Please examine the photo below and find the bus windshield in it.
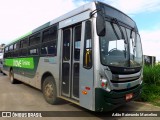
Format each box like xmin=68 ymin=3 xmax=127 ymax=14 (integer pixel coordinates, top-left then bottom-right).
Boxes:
xmin=100 ymin=21 xmax=143 ymax=67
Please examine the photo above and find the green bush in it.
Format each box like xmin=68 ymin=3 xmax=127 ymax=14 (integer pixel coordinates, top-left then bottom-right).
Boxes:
xmin=139 ymin=65 xmax=160 ymax=105
xmin=143 ymin=65 xmax=160 ymax=85
xmin=140 ymin=84 xmax=160 ymax=102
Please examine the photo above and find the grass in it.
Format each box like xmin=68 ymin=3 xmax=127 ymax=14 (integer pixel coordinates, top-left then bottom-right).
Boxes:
xmin=138 ymin=65 xmax=160 ymax=106
xmin=143 ymin=65 xmax=160 ymax=85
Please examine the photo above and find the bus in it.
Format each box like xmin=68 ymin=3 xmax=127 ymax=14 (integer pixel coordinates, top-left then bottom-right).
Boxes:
xmin=3 ymin=1 xmax=143 ymax=111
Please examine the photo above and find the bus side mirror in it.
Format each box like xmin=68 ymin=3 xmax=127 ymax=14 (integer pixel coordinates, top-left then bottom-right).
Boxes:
xmin=96 ymin=13 xmax=106 ymax=36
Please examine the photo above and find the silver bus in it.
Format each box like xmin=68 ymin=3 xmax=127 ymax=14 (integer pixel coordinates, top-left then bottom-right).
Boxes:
xmin=3 ymin=1 xmax=143 ymax=111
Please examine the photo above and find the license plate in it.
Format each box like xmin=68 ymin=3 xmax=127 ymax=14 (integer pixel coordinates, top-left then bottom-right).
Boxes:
xmin=126 ymin=93 xmax=133 ymax=101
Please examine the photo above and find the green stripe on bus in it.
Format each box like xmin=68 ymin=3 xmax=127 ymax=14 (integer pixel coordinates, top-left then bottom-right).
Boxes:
xmin=5 ymin=58 xmax=34 ymax=69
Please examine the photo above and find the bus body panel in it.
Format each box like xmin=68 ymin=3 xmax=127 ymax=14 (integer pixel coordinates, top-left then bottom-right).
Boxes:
xmin=59 ymin=10 xmax=91 ymax=29
xmin=79 ymin=21 xmax=94 ymax=111
xmin=37 ymin=56 xmax=59 ymax=89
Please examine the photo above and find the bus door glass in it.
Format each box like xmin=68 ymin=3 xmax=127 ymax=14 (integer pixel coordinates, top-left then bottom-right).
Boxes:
xmin=61 ymin=24 xmax=82 ymax=100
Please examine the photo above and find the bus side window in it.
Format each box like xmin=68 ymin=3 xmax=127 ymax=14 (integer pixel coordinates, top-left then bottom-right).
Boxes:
xmin=29 ymin=48 xmax=39 ymax=55
xmin=4 ymin=47 xmax=8 ymax=58
xmin=41 ymin=43 xmax=57 ymax=56
xmin=63 ymin=29 xmax=71 ymax=61
xmin=83 ymin=20 xmax=92 ymax=69
xmin=42 ymin=26 xmax=57 ymax=42
xmin=29 ymin=33 xmax=40 ymax=46
xmin=13 ymin=42 xmax=20 ymax=57
xmin=41 ymin=25 xmax=58 ymax=56
xmin=21 ymin=38 xmax=28 ymax=48
xmin=41 ymin=47 xmax=47 ymax=55
xmin=20 ymin=49 xmax=28 ymax=56
xmin=74 ymin=25 xmax=81 ymax=61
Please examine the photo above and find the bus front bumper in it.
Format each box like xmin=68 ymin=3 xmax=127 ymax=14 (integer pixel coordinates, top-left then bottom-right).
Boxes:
xmin=95 ymin=84 xmax=142 ymax=112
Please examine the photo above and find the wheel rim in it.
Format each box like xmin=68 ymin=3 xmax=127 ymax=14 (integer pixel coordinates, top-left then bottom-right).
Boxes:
xmin=10 ymin=72 xmax=13 ymax=82
xmin=44 ymin=83 xmax=54 ymax=98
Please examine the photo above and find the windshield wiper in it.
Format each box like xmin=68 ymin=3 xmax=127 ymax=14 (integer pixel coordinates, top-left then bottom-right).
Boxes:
xmin=130 ymin=28 xmax=136 ymax=60
xmin=111 ymin=18 xmax=127 ymax=58
xmin=111 ymin=18 xmax=127 ymax=44
xmin=130 ymin=28 xmax=136 ymax=47
xmin=111 ymin=20 xmax=120 ymax=40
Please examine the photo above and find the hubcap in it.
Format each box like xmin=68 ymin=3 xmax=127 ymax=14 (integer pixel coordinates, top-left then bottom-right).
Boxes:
xmin=45 ymin=83 xmax=54 ymax=98
xmin=10 ymin=73 xmax=13 ymax=82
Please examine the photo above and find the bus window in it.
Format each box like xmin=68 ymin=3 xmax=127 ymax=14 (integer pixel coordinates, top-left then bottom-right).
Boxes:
xmin=20 ymin=38 xmax=28 ymax=48
xmin=29 ymin=48 xmax=39 ymax=56
xmin=5 ymin=47 xmax=8 ymax=53
xmin=9 ymin=45 xmax=14 ymax=51
xmin=83 ymin=20 xmax=92 ymax=68
xmin=29 ymin=33 xmax=41 ymax=46
xmin=63 ymin=29 xmax=71 ymax=61
xmin=41 ymin=47 xmax=47 ymax=55
xmin=20 ymin=49 xmax=28 ymax=56
xmin=74 ymin=25 xmax=81 ymax=61
xmin=42 ymin=26 xmax=57 ymax=43
xmin=14 ymin=42 xmax=20 ymax=50
xmin=48 ymin=45 xmax=56 ymax=55
xmin=14 ymin=43 xmax=17 ymax=50
xmin=13 ymin=51 xmax=19 ymax=57
xmin=41 ymin=42 xmax=57 ymax=56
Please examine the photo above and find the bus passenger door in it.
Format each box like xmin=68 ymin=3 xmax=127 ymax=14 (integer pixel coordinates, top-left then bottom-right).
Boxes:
xmin=61 ymin=24 xmax=82 ymax=100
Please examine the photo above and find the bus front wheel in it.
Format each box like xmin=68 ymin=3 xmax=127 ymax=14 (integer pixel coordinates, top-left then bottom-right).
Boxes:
xmin=42 ymin=76 xmax=58 ymax=104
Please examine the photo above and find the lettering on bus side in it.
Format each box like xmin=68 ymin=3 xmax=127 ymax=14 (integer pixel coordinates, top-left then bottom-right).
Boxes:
xmin=13 ymin=60 xmax=22 ymax=67
xmin=5 ymin=58 xmax=34 ymax=69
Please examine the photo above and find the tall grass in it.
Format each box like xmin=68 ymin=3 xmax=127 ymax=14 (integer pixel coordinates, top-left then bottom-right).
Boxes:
xmin=139 ymin=65 xmax=160 ymax=105
xmin=143 ymin=65 xmax=160 ymax=85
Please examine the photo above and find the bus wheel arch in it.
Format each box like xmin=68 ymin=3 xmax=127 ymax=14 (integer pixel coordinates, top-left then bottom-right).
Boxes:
xmin=41 ymin=72 xmax=59 ymax=104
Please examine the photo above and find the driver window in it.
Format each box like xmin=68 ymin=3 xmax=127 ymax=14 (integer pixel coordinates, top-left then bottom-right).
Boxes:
xmin=83 ymin=20 xmax=92 ymax=69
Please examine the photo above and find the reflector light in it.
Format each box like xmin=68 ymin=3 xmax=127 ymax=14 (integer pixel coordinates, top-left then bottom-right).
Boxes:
xmin=82 ymin=90 xmax=87 ymax=95
xmin=85 ymin=87 xmax=90 ymax=90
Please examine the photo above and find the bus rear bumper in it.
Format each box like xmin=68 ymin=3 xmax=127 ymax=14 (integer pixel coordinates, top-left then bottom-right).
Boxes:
xmin=95 ymin=84 xmax=142 ymax=112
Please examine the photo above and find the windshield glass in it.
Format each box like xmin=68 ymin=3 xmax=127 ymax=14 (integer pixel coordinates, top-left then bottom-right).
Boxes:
xmin=100 ymin=21 xmax=143 ymax=67
xmin=131 ymin=33 xmax=143 ymax=66
xmin=127 ymin=29 xmax=143 ymax=67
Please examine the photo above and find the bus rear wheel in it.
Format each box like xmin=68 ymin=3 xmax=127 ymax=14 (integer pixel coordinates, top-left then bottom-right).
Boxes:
xmin=10 ymin=70 xmax=17 ymax=84
xmin=42 ymin=76 xmax=58 ymax=104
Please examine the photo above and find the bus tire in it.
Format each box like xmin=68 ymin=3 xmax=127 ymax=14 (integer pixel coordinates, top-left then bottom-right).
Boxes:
xmin=3 ymin=72 xmax=6 ymax=75
xmin=42 ymin=76 xmax=59 ymax=104
xmin=10 ymin=70 xmax=16 ymax=84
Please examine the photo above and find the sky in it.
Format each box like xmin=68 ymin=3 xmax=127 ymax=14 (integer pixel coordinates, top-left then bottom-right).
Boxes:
xmin=0 ymin=0 xmax=160 ymax=61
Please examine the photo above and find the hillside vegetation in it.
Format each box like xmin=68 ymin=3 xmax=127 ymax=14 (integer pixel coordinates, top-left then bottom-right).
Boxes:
xmin=139 ymin=65 xmax=160 ymax=106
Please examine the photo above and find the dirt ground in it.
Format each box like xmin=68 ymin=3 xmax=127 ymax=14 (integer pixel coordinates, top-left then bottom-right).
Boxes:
xmin=0 ymin=73 xmax=160 ymax=120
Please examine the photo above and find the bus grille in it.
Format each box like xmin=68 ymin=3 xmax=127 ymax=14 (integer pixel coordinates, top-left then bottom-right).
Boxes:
xmin=111 ymin=71 xmax=141 ymax=83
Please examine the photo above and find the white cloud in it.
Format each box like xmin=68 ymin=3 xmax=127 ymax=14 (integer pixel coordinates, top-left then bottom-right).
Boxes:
xmin=0 ymin=0 xmax=76 ymax=44
xmin=140 ymin=29 xmax=160 ymax=61
xmin=103 ymin=0 xmax=160 ymax=15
